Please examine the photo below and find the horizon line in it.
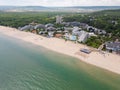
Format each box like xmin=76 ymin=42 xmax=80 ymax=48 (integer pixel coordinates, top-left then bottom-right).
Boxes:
xmin=0 ymin=5 xmax=120 ymax=7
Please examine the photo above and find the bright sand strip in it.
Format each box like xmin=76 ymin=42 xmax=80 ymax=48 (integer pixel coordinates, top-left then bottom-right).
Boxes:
xmin=0 ymin=26 xmax=120 ymax=74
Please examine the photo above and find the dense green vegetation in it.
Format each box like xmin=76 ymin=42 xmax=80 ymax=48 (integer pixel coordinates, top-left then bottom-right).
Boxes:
xmin=85 ymin=36 xmax=102 ymax=48
xmin=85 ymin=36 xmax=112 ymax=48
xmin=0 ymin=12 xmax=70 ymax=28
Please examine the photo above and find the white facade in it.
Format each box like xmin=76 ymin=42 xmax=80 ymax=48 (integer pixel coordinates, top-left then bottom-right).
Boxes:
xmin=78 ymin=31 xmax=89 ymax=43
xmin=88 ymin=33 xmax=97 ymax=37
xmin=72 ymin=27 xmax=81 ymax=36
xmin=56 ymin=15 xmax=63 ymax=24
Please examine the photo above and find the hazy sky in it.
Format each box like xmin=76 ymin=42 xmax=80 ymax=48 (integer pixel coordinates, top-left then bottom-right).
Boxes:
xmin=0 ymin=0 xmax=120 ymax=6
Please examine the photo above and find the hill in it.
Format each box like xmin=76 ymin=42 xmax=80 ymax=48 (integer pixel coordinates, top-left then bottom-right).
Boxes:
xmin=0 ymin=6 xmax=120 ymax=12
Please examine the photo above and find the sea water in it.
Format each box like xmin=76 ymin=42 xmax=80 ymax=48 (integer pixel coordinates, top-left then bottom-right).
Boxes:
xmin=0 ymin=34 xmax=120 ymax=90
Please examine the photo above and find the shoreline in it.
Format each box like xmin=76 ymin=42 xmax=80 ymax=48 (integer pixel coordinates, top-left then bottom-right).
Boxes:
xmin=0 ymin=26 xmax=120 ymax=74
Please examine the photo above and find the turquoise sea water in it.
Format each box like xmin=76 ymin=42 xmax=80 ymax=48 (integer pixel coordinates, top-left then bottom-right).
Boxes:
xmin=0 ymin=33 xmax=120 ymax=90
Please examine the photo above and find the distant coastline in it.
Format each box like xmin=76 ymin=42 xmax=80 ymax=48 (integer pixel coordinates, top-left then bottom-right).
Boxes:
xmin=0 ymin=26 xmax=120 ymax=74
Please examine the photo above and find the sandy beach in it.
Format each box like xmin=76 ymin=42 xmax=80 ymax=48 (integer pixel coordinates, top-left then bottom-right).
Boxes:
xmin=0 ymin=26 xmax=120 ymax=74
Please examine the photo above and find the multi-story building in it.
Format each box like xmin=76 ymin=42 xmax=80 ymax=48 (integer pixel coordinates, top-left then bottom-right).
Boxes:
xmin=56 ymin=15 xmax=63 ymax=24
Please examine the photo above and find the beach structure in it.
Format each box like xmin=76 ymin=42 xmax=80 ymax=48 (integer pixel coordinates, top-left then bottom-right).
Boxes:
xmin=80 ymin=48 xmax=91 ymax=54
xmin=56 ymin=15 xmax=63 ymax=24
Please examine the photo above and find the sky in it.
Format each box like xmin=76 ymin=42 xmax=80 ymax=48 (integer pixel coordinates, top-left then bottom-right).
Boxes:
xmin=0 ymin=0 xmax=120 ymax=7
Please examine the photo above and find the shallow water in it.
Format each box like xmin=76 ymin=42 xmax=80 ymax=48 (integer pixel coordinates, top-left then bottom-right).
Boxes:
xmin=0 ymin=34 xmax=120 ymax=90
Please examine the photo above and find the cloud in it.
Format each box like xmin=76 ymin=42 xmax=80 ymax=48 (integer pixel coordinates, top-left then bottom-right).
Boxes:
xmin=0 ymin=0 xmax=120 ymax=6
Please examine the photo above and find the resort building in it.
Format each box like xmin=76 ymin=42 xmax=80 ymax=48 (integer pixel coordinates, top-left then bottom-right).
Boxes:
xmin=70 ymin=21 xmax=80 ymax=27
xmin=45 ymin=23 xmax=54 ymax=28
xmin=105 ymin=42 xmax=120 ymax=54
xmin=19 ymin=25 xmax=34 ymax=31
xmin=46 ymin=26 xmax=56 ymax=32
xmin=88 ymin=33 xmax=97 ymax=37
xmin=72 ymin=26 xmax=82 ymax=36
xmin=56 ymin=15 xmax=63 ymax=24
xmin=34 ymin=24 xmax=45 ymax=30
xmin=48 ymin=32 xmax=54 ymax=37
xmin=78 ymin=31 xmax=89 ymax=43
